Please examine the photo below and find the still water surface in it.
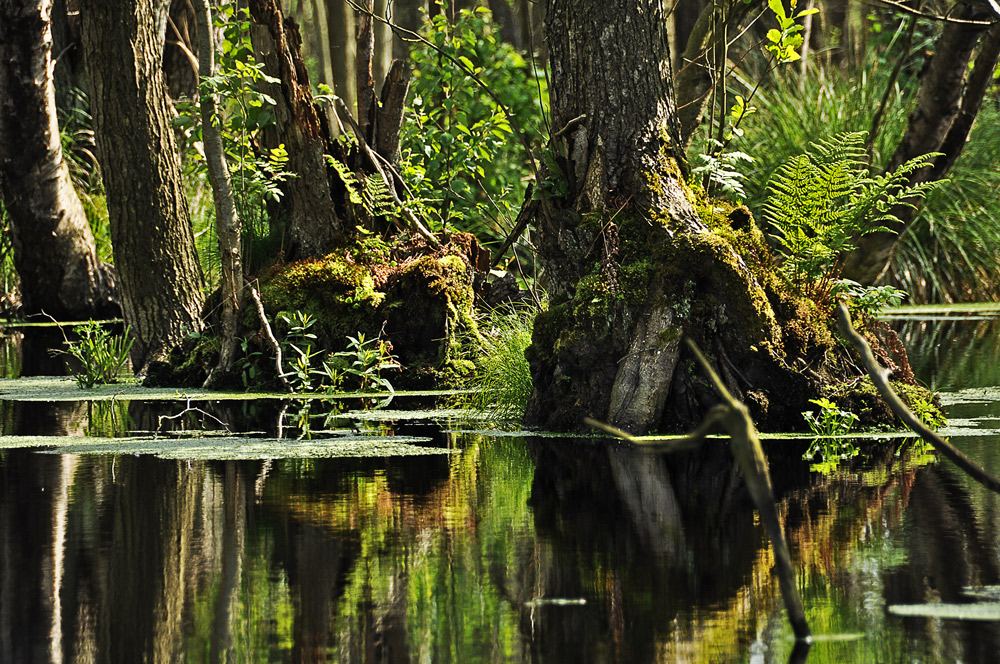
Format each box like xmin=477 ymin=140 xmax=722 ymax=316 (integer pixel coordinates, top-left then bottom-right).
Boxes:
xmin=2 ymin=318 xmax=1000 ymax=662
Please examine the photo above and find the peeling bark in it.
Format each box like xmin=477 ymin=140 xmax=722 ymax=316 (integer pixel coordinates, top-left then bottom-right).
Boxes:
xmin=375 ymin=59 xmax=412 ymax=167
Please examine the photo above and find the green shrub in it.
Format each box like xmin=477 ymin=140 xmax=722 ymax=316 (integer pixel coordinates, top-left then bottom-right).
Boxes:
xmin=401 ymin=3 xmax=546 ymax=245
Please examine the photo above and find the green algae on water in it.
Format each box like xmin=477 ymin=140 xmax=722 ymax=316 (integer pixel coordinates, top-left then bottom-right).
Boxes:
xmin=0 ymin=434 xmax=452 ymax=460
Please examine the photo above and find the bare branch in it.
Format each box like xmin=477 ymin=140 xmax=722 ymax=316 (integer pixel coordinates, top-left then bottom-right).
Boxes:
xmin=835 ymin=302 xmax=1000 ymax=493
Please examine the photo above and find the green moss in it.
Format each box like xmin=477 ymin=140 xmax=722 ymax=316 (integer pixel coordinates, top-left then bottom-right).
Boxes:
xmin=384 ymin=253 xmax=479 ymax=387
xmin=836 ymin=377 xmax=946 ymax=430
xmin=259 ymin=248 xmax=387 ymax=349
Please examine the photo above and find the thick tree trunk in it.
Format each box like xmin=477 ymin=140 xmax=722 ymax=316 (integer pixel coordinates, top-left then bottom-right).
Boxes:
xmin=842 ymin=2 xmax=995 ymax=285
xmin=249 ymin=0 xmax=345 ymax=260
xmin=80 ymin=0 xmax=205 ymax=370
xmin=0 ymin=0 xmax=118 ymax=321
xmin=525 ymin=0 xmax=817 ymax=434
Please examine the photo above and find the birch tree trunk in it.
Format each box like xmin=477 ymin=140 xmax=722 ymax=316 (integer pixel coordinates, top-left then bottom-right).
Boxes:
xmin=0 ymin=0 xmax=118 ymax=321
xmin=194 ymin=0 xmax=244 ymax=380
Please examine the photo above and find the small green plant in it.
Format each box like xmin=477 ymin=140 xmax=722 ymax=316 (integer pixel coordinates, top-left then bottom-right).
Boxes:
xmin=802 ymin=397 xmax=860 ymax=470
xmin=832 ymin=279 xmax=907 ymax=318
xmin=323 ymin=332 xmax=401 ymax=393
xmin=690 ymin=139 xmax=755 ymax=200
xmin=240 ymin=311 xmax=401 ymax=394
xmin=764 ymin=0 xmax=818 ymax=64
xmin=764 ymin=131 xmax=939 ymax=299
xmin=803 ymin=397 xmax=859 ymax=436
xmin=58 ymin=321 xmax=134 ymax=388
xmin=469 ymin=306 xmax=535 ymax=420
xmin=278 ymin=311 xmax=323 ymax=392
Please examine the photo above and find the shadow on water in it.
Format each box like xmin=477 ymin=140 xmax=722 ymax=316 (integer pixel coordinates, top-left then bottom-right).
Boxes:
xmin=3 ymin=319 xmax=1000 ymax=661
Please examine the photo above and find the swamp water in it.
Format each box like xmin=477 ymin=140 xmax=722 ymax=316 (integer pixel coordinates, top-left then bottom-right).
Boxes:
xmin=2 ymin=315 xmax=1000 ymax=662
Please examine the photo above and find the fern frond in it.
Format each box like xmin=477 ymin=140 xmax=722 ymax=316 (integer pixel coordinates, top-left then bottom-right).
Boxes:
xmin=764 ymin=131 xmax=940 ymax=290
xmin=363 ymin=173 xmax=397 ymax=217
xmin=327 ymin=156 xmax=363 ymax=206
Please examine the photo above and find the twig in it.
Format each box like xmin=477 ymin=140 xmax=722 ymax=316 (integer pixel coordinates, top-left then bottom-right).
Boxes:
xmin=835 ymin=302 xmax=1000 ymax=493
xmin=247 ymin=281 xmax=290 ymax=391
xmin=865 ymin=0 xmax=995 ymax=25
xmin=156 ymin=398 xmax=232 ymax=437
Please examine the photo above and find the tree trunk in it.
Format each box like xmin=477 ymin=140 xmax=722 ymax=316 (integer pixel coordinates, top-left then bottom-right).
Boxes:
xmin=249 ymin=0 xmax=345 ymax=260
xmin=194 ymin=0 xmax=244 ymax=380
xmin=163 ymin=0 xmax=198 ymax=99
xmin=356 ymin=0 xmax=377 ymax=143
xmin=327 ymin=0 xmax=358 ymax=114
xmin=391 ymin=0 xmax=425 ymax=60
xmin=373 ymin=0 xmax=393 ymax=93
xmin=0 ymin=0 xmax=118 ymax=321
xmin=80 ymin=0 xmax=205 ymax=370
xmin=841 ymin=2 xmax=995 ymax=285
xmin=525 ymin=0 xmax=818 ymax=434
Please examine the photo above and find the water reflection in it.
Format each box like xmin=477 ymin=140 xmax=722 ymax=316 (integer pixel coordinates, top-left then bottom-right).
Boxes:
xmin=2 ymin=318 xmax=1000 ymax=661
xmin=4 ymin=427 xmax=1000 ymax=662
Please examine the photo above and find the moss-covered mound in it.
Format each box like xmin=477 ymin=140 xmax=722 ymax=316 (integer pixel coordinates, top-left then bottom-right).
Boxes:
xmin=150 ymin=231 xmax=491 ymax=390
xmin=525 ymin=196 xmax=942 ymax=433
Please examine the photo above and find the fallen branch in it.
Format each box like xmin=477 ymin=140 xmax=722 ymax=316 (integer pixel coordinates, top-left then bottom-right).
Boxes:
xmin=248 ymin=281 xmax=290 ymax=391
xmin=835 ymin=302 xmax=1000 ymax=493
xmin=156 ymin=398 xmax=231 ymax=437
xmin=586 ymin=338 xmax=812 ymax=644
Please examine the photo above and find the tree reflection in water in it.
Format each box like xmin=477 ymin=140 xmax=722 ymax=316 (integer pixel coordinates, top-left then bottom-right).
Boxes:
xmin=2 ymin=318 xmax=1000 ymax=660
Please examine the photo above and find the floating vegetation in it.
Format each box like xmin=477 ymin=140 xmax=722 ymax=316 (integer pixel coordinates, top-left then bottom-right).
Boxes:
xmin=0 ymin=376 xmax=468 ymax=402
xmin=0 ymin=434 xmax=447 ymax=460
xmin=889 ymin=603 xmax=1000 ymax=621
xmin=882 ymin=303 xmax=1000 ymax=319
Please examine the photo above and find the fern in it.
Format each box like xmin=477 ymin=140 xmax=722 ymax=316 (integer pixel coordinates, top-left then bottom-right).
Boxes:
xmin=327 ymin=155 xmax=363 ymax=206
xmin=363 ymin=173 xmax=397 ymax=218
xmin=764 ymin=131 xmax=939 ymax=289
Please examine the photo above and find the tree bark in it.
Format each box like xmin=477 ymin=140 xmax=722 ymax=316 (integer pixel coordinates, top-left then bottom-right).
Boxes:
xmin=391 ymin=0 xmax=425 ymax=60
xmin=842 ymin=2 xmax=995 ymax=284
xmin=163 ymin=0 xmax=198 ymax=99
xmin=373 ymin=0 xmax=393 ymax=93
xmin=194 ymin=0 xmax=244 ymax=379
xmin=327 ymin=0 xmax=358 ymax=114
xmin=80 ymin=0 xmax=205 ymax=370
xmin=248 ymin=0 xmax=345 ymax=260
xmin=525 ymin=0 xmax=818 ymax=434
xmin=0 ymin=0 xmax=118 ymax=321
xmin=356 ymin=0 xmax=377 ymax=144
